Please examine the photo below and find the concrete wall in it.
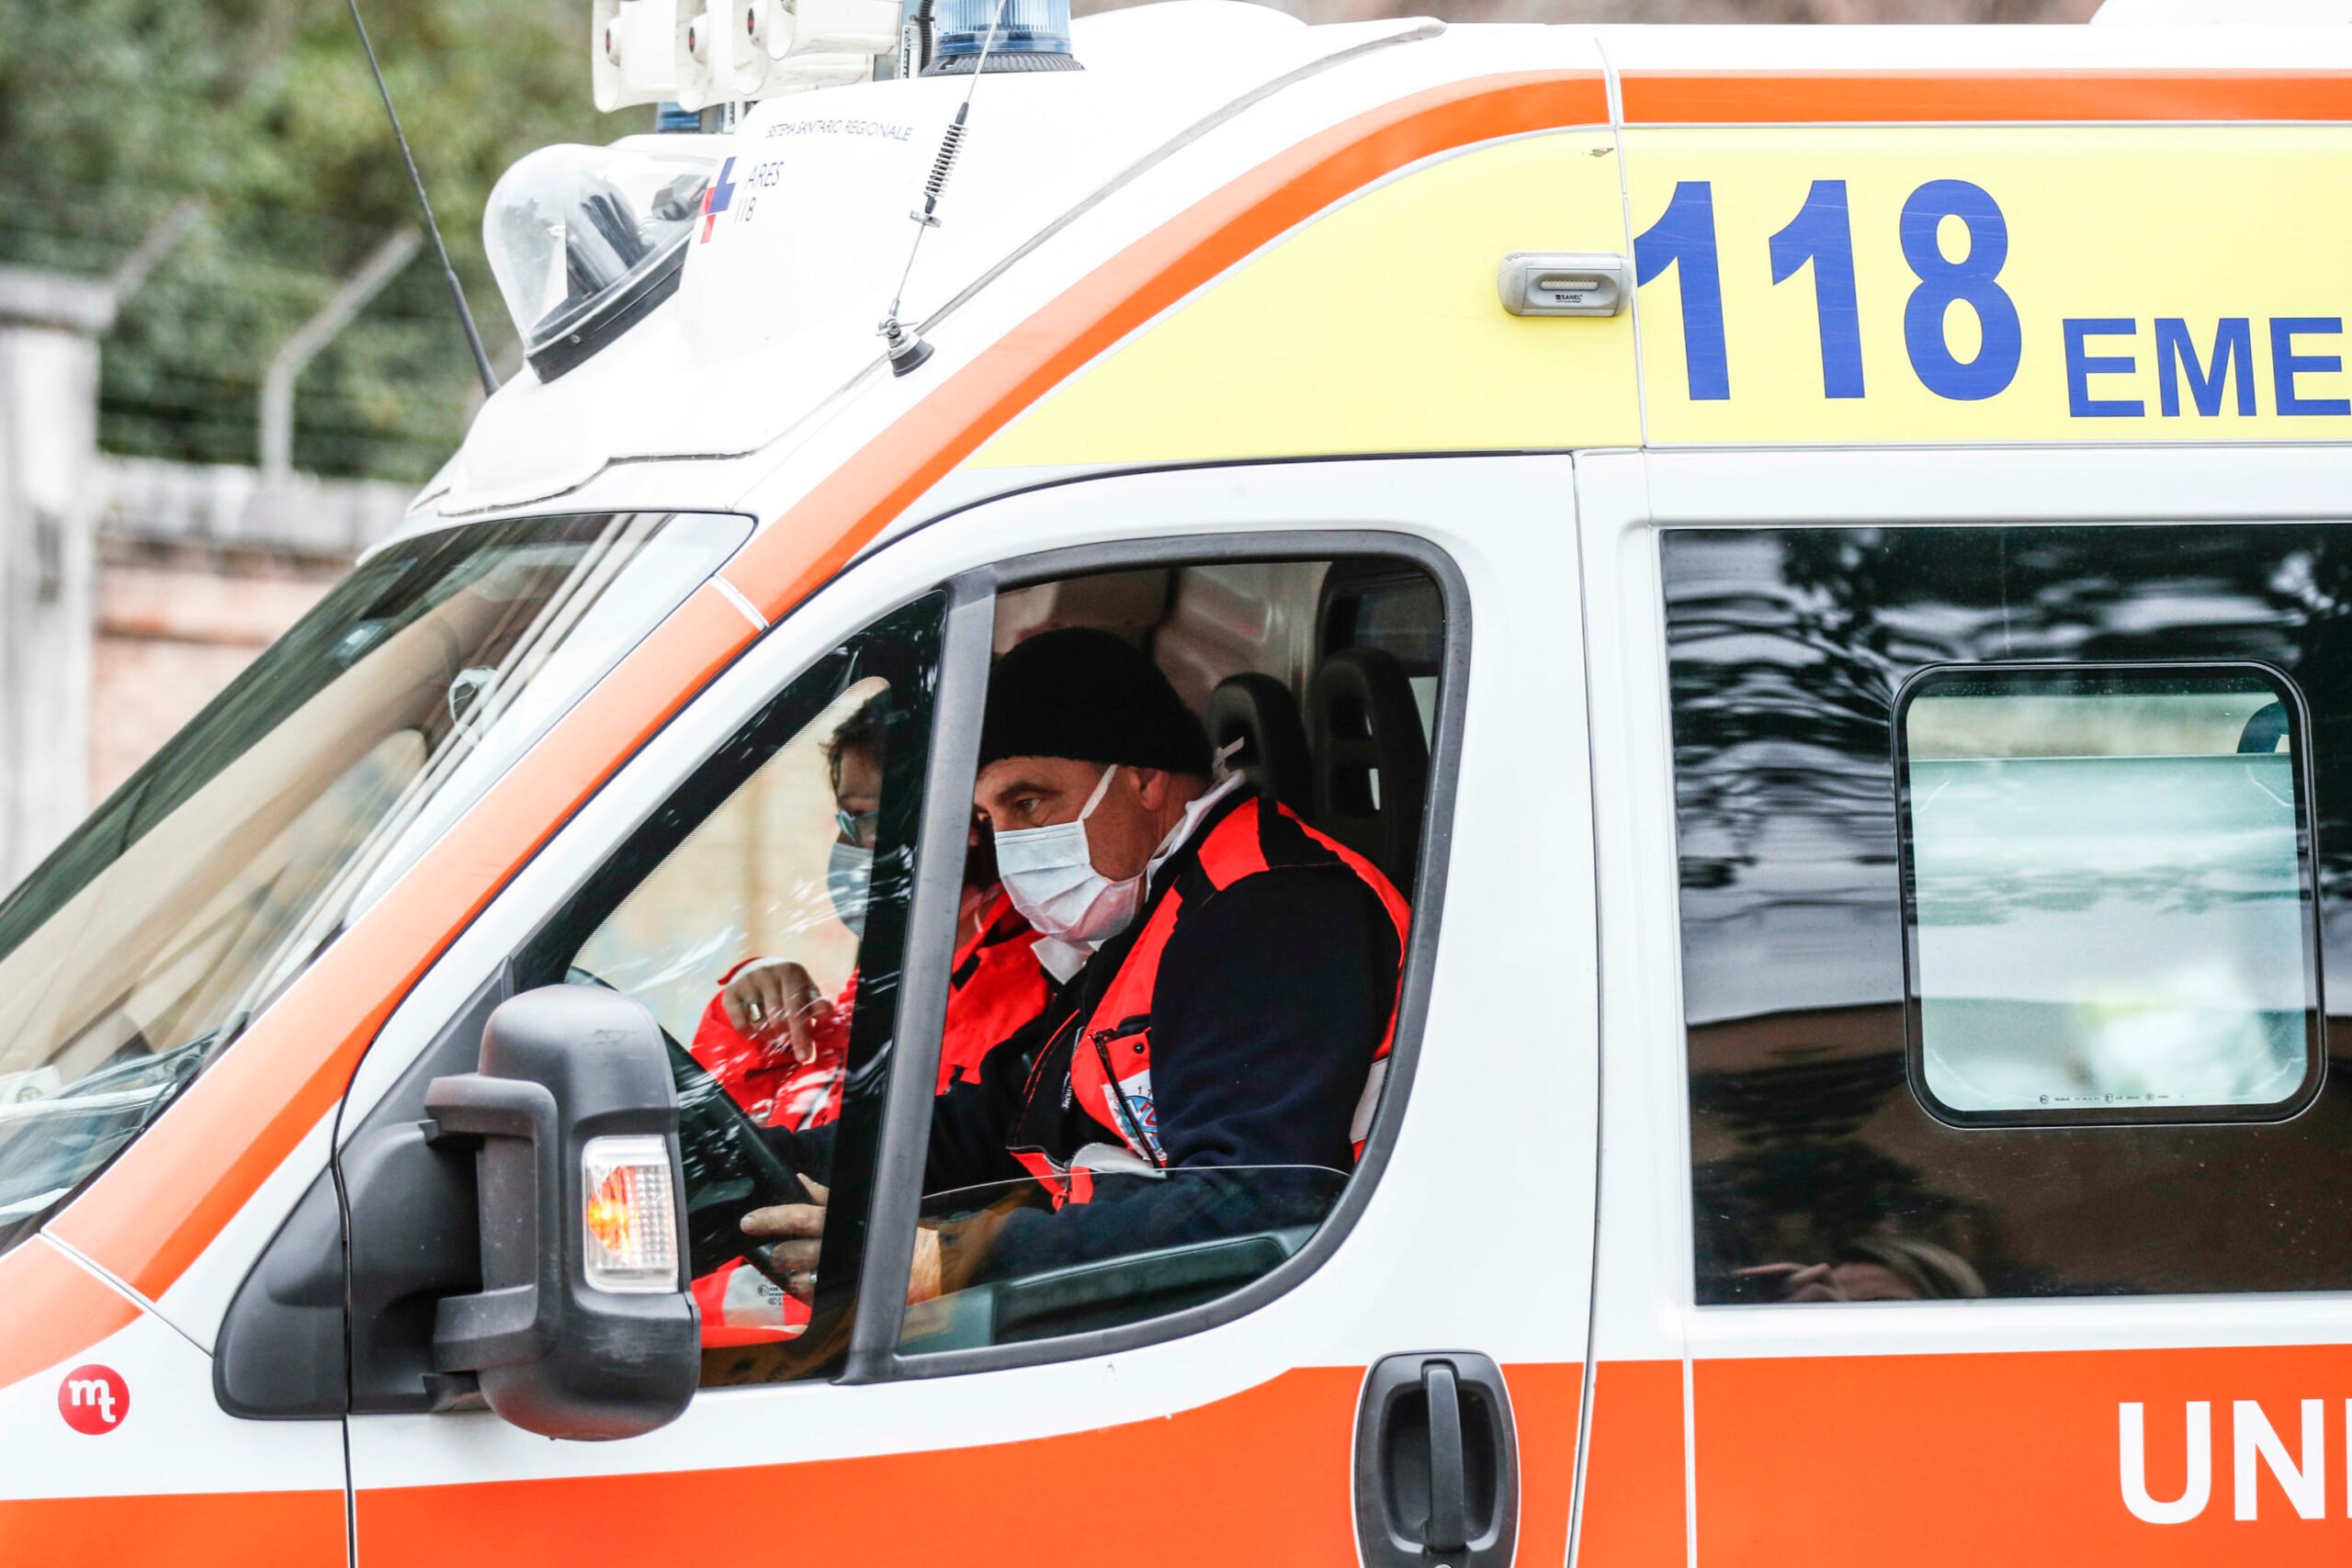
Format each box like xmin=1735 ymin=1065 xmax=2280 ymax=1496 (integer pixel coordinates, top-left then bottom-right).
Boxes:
xmin=88 ymin=457 xmax=410 ymax=802
xmin=0 ymin=268 xmax=107 ymax=885
xmin=89 ymin=538 xmax=351 ymax=802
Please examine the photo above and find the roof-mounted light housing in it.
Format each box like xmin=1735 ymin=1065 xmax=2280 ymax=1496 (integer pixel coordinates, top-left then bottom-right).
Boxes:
xmin=594 ymin=0 xmax=897 ymax=109
xmin=923 ymin=0 xmax=1080 ymax=74
xmin=484 ymin=141 xmax=717 ymax=382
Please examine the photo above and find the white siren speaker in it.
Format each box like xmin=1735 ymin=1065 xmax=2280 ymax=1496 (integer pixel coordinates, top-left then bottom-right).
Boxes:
xmin=674 ymin=6 xmax=722 ymax=109
xmin=593 ymin=0 xmax=890 ymax=108
xmin=592 ymin=0 xmax=716 ymax=111
xmin=714 ymin=0 xmax=780 ymax=97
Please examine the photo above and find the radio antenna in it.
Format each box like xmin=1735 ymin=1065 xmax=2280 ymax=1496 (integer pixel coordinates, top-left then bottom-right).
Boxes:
xmin=345 ymin=0 xmax=500 ymax=396
xmin=876 ymin=0 xmax=1012 ymax=377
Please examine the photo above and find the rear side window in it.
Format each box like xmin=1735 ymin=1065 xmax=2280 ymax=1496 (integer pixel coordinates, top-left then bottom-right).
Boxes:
xmin=1323 ymin=564 xmax=1443 ymax=744
xmin=1895 ymin=665 xmax=2321 ymax=1125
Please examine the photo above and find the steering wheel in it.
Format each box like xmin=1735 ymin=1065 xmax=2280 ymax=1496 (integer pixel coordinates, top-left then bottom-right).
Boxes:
xmin=666 ymin=1032 xmax=817 ymax=1291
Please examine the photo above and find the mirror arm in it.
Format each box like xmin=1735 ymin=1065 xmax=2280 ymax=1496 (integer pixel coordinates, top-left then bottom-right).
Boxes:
xmin=424 ymin=1074 xmax=562 ymax=1371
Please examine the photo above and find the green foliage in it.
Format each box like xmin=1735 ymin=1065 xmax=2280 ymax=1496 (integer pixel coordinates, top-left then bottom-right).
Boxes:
xmin=0 ymin=0 xmax=613 ymax=479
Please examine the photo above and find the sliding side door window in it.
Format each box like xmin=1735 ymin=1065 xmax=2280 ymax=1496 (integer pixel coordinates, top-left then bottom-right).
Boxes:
xmin=1896 ymin=664 xmax=2321 ymax=1127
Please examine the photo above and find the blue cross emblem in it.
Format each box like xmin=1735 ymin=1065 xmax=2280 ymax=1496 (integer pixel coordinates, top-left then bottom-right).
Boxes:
xmin=700 ymin=157 xmax=738 ymax=243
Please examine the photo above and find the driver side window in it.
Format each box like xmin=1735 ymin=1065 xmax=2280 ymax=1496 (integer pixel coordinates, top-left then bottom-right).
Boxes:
xmin=516 ymin=592 xmax=944 ymax=1387
xmin=515 ymin=547 xmax=1451 ymax=1382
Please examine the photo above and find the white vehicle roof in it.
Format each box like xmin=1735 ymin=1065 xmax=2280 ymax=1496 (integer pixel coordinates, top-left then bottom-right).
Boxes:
xmin=404 ymin=4 xmax=2352 ymax=536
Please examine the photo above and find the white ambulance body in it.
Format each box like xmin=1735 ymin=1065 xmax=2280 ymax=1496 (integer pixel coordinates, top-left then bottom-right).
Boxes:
xmin=6 ymin=5 xmax=2352 ymax=1562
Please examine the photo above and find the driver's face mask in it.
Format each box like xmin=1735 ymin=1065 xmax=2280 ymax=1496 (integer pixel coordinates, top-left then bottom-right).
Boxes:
xmin=993 ymin=764 xmax=1143 ymax=949
xmin=826 ymin=840 xmax=873 ymax=940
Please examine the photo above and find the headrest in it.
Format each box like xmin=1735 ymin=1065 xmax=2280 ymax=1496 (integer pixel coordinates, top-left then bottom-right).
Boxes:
xmin=1206 ymin=672 xmax=1311 ymax=811
xmin=1308 ymin=647 xmax=1429 ymax=897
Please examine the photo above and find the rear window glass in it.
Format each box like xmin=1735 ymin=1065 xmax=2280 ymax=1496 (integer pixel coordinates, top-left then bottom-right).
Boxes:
xmin=1325 ymin=571 xmax=1443 ymax=743
xmin=1895 ymin=664 xmax=2322 ymax=1126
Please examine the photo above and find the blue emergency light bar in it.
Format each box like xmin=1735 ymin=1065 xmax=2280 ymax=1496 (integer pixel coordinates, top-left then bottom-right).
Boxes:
xmin=924 ymin=0 xmax=1079 ymax=73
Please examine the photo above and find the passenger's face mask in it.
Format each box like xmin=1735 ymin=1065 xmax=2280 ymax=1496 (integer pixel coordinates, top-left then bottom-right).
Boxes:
xmin=993 ymin=764 xmax=1143 ymax=948
xmin=827 ymin=839 xmax=874 ymax=940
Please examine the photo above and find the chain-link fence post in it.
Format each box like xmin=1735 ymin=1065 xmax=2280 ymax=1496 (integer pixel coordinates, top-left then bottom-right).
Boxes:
xmin=0 ymin=267 xmax=112 ymax=883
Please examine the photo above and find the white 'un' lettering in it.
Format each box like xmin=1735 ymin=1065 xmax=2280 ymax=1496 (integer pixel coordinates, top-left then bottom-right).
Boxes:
xmin=2118 ymin=1400 xmax=2352 ymax=1523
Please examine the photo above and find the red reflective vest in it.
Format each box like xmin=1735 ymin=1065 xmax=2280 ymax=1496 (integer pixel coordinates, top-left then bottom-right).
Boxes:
xmin=938 ymin=886 xmax=1056 ymax=1090
xmin=689 ymin=885 xmax=1049 ymax=1344
xmin=689 ymin=966 xmax=857 ymax=1134
xmin=688 ymin=885 xmax=1047 ymax=1127
xmin=1013 ymin=795 xmax=1409 ymax=1206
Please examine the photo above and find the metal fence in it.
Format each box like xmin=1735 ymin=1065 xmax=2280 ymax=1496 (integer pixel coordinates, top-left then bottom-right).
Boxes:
xmin=0 ymin=173 xmax=498 ymax=486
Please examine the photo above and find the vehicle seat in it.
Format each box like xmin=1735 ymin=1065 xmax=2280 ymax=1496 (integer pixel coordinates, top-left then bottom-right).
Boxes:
xmin=2238 ymin=699 xmax=2290 ymax=754
xmin=1307 ymin=648 xmax=1428 ymax=899
xmin=1206 ymin=673 xmax=1311 ymax=813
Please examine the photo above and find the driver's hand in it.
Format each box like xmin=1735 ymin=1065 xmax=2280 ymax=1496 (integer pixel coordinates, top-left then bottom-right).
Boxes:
xmin=721 ymin=960 xmax=830 ymax=1064
xmin=910 ymin=1227 xmax=942 ymax=1305
xmin=741 ymin=1182 xmax=944 ymax=1307
xmin=742 ymin=1179 xmax=830 ymax=1301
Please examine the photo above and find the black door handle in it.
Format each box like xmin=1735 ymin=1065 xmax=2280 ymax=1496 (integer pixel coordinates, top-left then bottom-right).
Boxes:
xmin=1353 ymin=1351 xmax=1518 ymax=1568
xmin=1423 ymin=1362 xmax=1468 ymax=1553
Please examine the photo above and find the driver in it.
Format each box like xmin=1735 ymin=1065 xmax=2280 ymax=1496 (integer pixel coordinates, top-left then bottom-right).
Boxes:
xmin=742 ymin=627 xmax=1408 ymax=1304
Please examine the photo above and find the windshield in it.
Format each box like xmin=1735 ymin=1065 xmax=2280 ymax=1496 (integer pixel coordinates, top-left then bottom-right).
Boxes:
xmin=0 ymin=509 xmax=748 ymax=1252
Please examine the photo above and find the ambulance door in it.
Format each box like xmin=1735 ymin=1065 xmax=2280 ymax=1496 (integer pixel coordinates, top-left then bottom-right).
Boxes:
xmin=334 ymin=455 xmax=1595 ymax=1567
xmin=1579 ymin=444 xmax=2352 ymax=1567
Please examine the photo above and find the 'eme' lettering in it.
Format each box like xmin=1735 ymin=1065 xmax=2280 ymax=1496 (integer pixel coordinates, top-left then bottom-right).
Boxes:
xmin=2052 ymin=317 xmax=2346 ymax=422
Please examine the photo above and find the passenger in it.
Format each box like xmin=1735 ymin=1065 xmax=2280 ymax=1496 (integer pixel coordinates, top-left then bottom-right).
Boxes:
xmin=689 ymin=697 xmax=1053 ymax=1343
xmin=686 ymin=700 xmax=877 ymax=1132
xmin=742 ymin=627 xmax=1409 ymax=1304
xmin=689 ymin=700 xmax=1051 ymax=1129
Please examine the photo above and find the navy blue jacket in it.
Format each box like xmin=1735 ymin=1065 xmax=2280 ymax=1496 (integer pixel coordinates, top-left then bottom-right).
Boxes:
xmin=771 ymin=789 xmax=1401 ymax=1285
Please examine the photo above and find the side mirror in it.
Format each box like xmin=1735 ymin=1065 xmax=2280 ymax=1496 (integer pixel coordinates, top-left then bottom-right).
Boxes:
xmin=424 ymin=985 xmax=697 ymax=1439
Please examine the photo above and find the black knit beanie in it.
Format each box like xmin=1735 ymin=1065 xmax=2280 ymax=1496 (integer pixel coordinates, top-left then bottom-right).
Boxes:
xmin=978 ymin=627 xmax=1213 ymax=776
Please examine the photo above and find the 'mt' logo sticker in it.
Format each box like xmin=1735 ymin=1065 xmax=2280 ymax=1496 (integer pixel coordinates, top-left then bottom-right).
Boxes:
xmin=58 ymin=1364 xmax=129 ymax=1434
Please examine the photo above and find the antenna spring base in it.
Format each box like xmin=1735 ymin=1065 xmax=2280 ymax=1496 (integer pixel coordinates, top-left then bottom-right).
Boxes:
xmin=910 ymin=106 xmax=969 ymax=230
xmin=879 ymin=316 xmax=935 ymax=378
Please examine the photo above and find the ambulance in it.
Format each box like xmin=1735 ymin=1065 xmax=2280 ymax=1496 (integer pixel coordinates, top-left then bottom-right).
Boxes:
xmin=12 ymin=0 xmax=2352 ymax=1559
